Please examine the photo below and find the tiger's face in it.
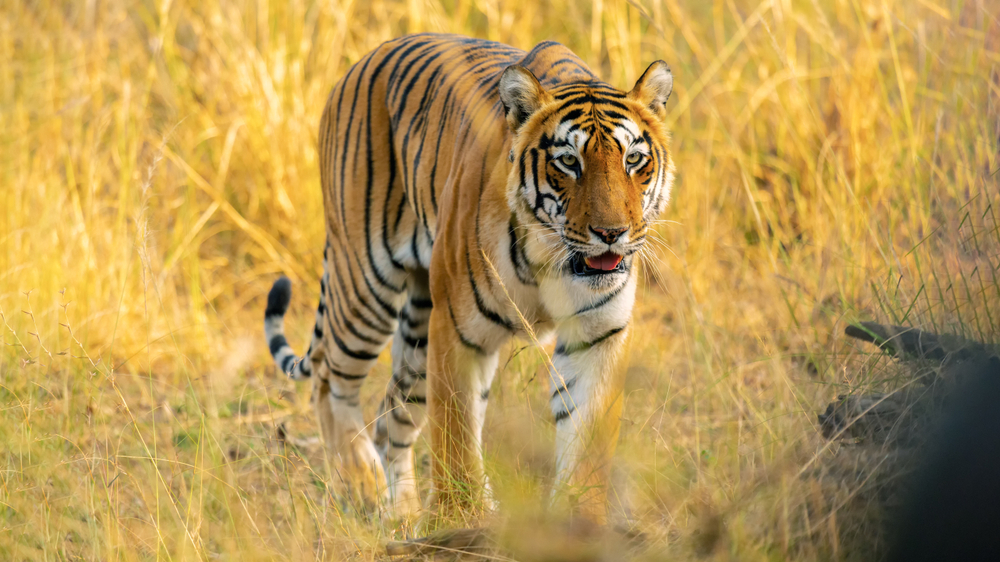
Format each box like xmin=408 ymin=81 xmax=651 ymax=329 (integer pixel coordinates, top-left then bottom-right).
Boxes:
xmin=500 ymin=62 xmax=674 ymax=290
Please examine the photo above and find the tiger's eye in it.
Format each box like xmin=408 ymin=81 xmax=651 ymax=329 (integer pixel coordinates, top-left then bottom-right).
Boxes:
xmin=626 ymin=152 xmax=643 ymax=165
xmin=559 ymin=154 xmax=578 ymax=167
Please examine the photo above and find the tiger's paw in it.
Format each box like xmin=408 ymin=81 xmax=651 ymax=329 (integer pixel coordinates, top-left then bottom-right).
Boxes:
xmin=415 ymin=488 xmax=490 ymax=535
xmin=325 ymin=433 xmax=387 ymax=514
xmin=385 ymin=465 xmax=422 ymax=519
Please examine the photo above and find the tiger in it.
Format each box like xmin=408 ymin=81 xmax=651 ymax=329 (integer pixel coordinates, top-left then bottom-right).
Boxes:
xmin=264 ymin=33 xmax=674 ymax=522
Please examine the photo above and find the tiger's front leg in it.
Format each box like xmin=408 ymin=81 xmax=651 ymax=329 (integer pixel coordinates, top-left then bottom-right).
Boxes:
xmin=547 ymin=281 xmax=636 ymax=523
xmin=424 ymin=299 xmax=500 ymax=524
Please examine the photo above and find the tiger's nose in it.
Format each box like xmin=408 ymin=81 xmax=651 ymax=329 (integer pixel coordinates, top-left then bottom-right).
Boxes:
xmin=590 ymin=225 xmax=628 ymax=244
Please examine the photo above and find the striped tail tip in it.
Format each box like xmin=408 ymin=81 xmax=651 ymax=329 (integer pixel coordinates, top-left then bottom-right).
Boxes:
xmin=266 ymin=276 xmax=292 ymax=318
xmin=264 ymin=276 xmax=309 ymax=380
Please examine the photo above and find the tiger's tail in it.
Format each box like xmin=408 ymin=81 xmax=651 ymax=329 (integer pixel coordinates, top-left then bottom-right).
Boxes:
xmin=264 ymin=275 xmax=321 ymax=380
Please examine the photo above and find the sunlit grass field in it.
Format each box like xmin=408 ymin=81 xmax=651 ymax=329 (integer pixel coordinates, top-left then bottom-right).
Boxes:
xmin=2 ymin=0 xmax=999 ymax=559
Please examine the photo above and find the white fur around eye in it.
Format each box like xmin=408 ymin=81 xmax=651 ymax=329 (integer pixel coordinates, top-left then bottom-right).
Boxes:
xmin=612 ymin=121 xmax=639 ymax=149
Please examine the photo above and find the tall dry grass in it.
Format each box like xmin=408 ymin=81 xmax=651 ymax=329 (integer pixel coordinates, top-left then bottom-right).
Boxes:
xmin=1 ymin=0 xmax=999 ymax=560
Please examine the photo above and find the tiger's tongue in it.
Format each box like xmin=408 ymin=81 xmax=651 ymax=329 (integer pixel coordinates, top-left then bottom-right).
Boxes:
xmin=584 ymin=252 xmax=623 ymax=271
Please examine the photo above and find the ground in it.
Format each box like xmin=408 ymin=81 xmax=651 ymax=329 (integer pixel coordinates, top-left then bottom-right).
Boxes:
xmin=2 ymin=0 xmax=999 ymax=560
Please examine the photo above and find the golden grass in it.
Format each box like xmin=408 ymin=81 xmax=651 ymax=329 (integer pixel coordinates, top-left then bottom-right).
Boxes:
xmin=2 ymin=0 xmax=999 ymax=559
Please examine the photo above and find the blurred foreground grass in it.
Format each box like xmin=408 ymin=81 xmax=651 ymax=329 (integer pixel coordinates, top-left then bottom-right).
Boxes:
xmin=2 ymin=0 xmax=999 ymax=560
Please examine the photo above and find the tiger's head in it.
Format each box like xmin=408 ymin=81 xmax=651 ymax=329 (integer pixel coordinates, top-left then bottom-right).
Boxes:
xmin=499 ymin=62 xmax=674 ymax=290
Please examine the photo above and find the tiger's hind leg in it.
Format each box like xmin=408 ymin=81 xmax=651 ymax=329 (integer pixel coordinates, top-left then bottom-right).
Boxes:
xmin=375 ymin=268 xmax=432 ymax=517
xmin=314 ymin=241 xmax=405 ymax=513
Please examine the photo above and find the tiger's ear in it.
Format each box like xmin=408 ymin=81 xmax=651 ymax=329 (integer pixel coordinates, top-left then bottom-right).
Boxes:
xmin=499 ymin=65 xmax=551 ymax=131
xmin=628 ymin=61 xmax=673 ymax=116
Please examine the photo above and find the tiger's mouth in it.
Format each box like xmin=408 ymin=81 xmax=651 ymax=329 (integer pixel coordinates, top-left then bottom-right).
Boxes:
xmin=570 ymin=251 xmax=626 ymax=276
